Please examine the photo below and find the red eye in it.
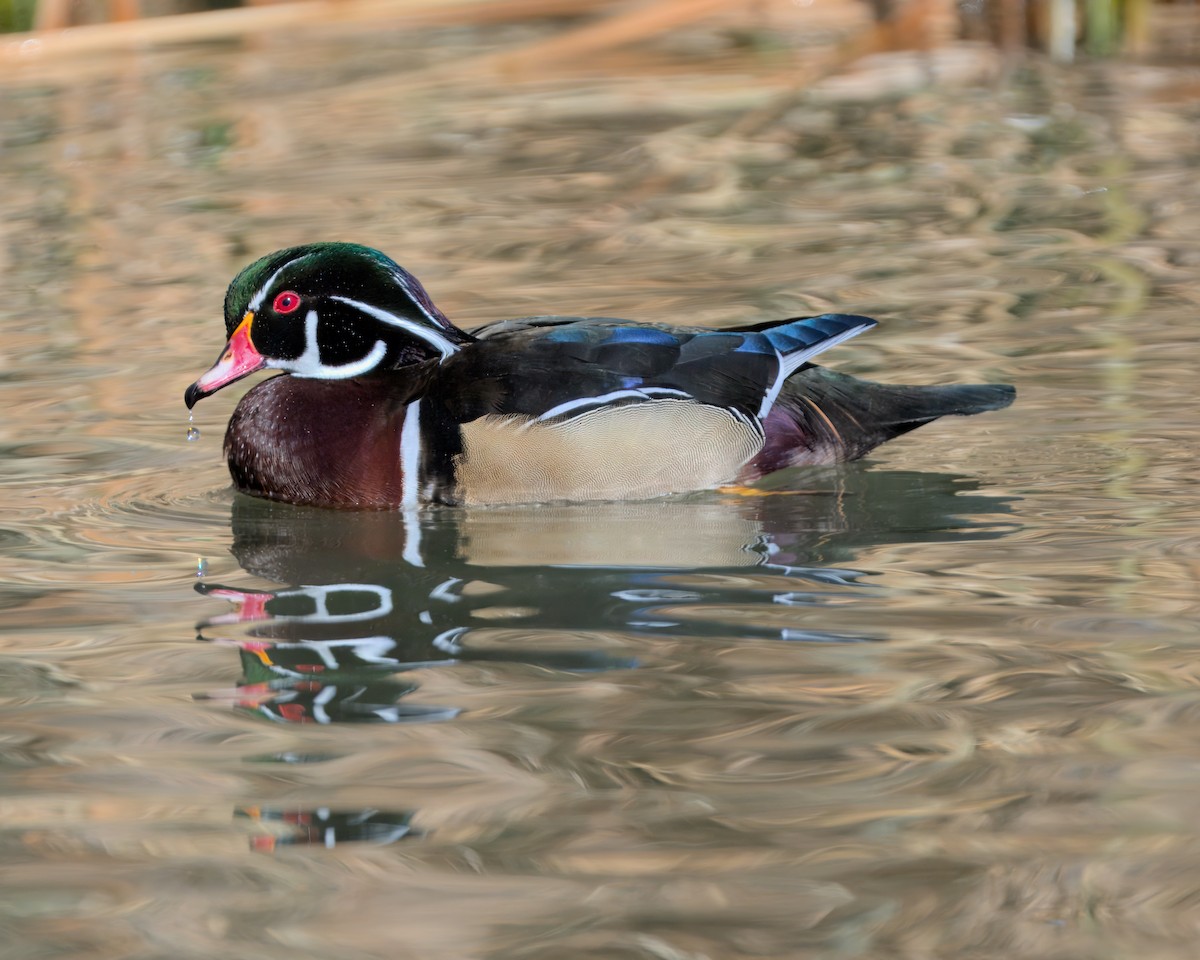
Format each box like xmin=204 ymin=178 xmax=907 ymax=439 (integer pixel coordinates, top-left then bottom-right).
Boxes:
xmin=272 ymin=291 xmax=301 ymax=314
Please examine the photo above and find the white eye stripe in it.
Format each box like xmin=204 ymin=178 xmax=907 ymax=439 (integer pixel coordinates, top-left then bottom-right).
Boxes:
xmin=388 ymin=267 xmax=446 ymax=328
xmin=330 ymin=296 xmax=459 ymax=359
xmin=249 ymin=253 xmax=313 ymax=312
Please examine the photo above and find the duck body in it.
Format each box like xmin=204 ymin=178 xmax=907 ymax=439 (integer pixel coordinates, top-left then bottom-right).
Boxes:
xmin=187 ymin=244 xmax=1015 ymax=509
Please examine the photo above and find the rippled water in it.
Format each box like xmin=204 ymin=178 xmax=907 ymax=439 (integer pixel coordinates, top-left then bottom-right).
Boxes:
xmin=4 ymin=23 xmax=1200 ymax=959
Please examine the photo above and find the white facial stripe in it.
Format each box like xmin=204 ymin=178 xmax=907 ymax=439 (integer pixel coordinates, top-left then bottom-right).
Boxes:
xmin=274 ymin=309 xmax=387 ymax=379
xmin=272 ymin=583 xmax=394 ymax=622
xmin=330 ymin=296 xmax=459 ymax=359
xmin=248 ymin=253 xmax=313 ymax=311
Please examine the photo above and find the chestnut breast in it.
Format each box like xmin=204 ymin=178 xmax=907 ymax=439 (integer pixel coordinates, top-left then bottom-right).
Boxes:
xmin=224 ymin=375 xmax=409 ymax=509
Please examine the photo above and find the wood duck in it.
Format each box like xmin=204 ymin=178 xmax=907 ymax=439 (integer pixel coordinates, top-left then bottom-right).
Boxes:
xmin=184 ymin=243 xmax=1015 ymax=509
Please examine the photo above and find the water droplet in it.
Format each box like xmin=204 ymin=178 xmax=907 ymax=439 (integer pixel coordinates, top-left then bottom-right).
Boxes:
xmin=186 ymin=426 xmax=201 ymax=442
xmin=196 ymin=557 xmax=208 ymax=578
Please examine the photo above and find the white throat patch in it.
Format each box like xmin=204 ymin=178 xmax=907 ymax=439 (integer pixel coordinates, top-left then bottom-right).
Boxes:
xmin=270 ymin=309 xmax=388 ymax=379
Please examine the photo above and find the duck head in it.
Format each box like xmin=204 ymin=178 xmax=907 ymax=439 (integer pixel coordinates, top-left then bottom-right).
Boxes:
xmin=184 ymin=243 xmax=471 ymax=408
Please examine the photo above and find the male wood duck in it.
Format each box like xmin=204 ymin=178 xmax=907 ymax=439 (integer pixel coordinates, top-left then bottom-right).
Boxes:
xmin=184 ymin=243 xmax=1015 ymax=509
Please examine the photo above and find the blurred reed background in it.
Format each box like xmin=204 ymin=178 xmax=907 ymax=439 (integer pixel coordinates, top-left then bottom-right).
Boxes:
xmin=2 ymin=0 xmax=1197 ymax=66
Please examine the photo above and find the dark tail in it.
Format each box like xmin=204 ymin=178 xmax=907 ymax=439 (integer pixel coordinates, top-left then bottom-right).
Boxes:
xmin=747 ymin=366 xmax=1015 ymax=475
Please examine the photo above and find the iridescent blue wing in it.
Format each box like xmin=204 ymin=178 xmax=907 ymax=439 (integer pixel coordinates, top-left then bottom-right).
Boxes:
xmin=457 ymin=314 xmax=876 ymax=423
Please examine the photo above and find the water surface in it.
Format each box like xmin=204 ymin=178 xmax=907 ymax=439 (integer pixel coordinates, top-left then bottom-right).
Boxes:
xmin=3 ymin=27 xmax=1200 ymax=959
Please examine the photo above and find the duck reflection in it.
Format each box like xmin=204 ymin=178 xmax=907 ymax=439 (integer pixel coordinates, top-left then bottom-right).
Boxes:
xmin=196 ymin=465 xmax=1013 ymax=847
xmin=237 ymin=806 xmax=416 ymax=852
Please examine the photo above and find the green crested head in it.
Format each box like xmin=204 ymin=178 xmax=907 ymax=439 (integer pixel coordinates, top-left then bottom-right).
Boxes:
xmin=222 ymin=242 xmax=451 ymax=337
xmin=186 ymin=242 xmax=472 ymax=408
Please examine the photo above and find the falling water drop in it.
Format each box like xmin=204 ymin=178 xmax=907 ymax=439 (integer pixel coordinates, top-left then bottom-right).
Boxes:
xmin=196 ymin=557 xmax=208 ymax=578
xmin=186 ymin=411 xmax=200 ymax=442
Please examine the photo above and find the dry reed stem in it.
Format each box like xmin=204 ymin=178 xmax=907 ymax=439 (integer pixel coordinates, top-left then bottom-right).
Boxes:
xmin=475 ymin=0 xmax=872 ymax=79
xmin=720 ymin=0 xmax=951 ymax=138
xmin=485 ymin=0 xmax=750 ymax=73
xmin=5 ymin=0 xmax=621 ymax=62
xmin=32 ymin=0 xmax=70 ymax=30
xmin=407 ymin=0 xmax=620 ymax=26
